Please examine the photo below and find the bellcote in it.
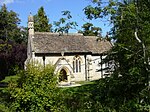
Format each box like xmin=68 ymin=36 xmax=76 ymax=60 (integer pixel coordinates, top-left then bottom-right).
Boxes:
xmin=28 ymin=13 xmax=34 ymax=22
xmin=28 ymin=13 xmax=34 ymax=36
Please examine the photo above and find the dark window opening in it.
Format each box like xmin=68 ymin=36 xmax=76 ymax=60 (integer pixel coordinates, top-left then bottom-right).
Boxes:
xmin=59 ymin=69 xmax=67 ymax=82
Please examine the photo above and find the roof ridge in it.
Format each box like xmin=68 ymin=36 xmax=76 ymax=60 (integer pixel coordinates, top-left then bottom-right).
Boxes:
xmin=84 ymin=36 xmax=98 ymax=38
xmin=35 ymin=32 xmax=83 ymax=36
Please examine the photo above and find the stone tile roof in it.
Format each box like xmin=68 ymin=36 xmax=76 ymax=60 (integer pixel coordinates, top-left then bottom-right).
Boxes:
xmin=32 ymin=32 xmax=112 ymax=54
xmin=85 ymin=36 xmax=112 ymax=54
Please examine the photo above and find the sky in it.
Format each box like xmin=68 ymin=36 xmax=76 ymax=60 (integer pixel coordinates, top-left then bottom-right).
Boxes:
xmin=0 ymin=0 xmax=111 ymax=36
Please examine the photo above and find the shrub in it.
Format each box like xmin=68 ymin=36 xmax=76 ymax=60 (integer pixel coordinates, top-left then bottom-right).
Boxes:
xmin=7 ymin=63 xmax=65 ymax=112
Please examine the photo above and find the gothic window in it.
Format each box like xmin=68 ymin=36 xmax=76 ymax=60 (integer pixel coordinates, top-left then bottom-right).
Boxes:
xmin=73 ymin=61 xmax=75 ymax=73
xmin=76 ymin=60 xmax=78 ymax=72
xmin=79 ymin=61 xmax=81 ymax=72
xmin=73 ymin=56 xmax=82 ymax=73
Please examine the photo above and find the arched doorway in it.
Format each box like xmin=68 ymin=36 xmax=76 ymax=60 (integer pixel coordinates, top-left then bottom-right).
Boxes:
xmin=59 ymin=69 xmax=68 ymax=82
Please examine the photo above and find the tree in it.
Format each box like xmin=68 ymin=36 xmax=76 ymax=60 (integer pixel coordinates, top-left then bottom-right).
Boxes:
xmin=34 ymin=6 xmax=52 ymax=32
xmin=53 ymin=11 xmax=78 ymax=35
xmin=0 ymin=40 xmax=27 ymax=80
xmin=0 ymin=5 xmax=27 ymax=80
xmin=81 ymin=22 xmax=101 ymax=36
xmin=0 ymin=4 xmax=26 ymax=43
xmin=84 ymin=0 xmax=150 ymax=111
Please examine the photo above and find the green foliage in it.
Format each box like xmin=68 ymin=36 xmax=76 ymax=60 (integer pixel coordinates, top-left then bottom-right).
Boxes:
xmin=34 ymin=6 xmax=52 ymax=32
xmin=108 ymin=0 xmax=150 ymax=88
xmin=0 ymin=40 xmax=27 ymax=81
xmin=83 ymin=0 xmax=116 ymax=20
xmin=53 ymin=10 xmax=78 ymax=34
xmin=0 ymin=5 xmax=27 ymax=80
xmin=81 ymin=22 xmax=101 ymax=36
xmin=0 ymin=4 xmax=27 ymax=43
xmin=61 ymin=11 xmax=72 ymax=19
xmin=0 ymin=1 xmax=149 ymax=112
xmin=1 ymin=75 xmax=19 ymax=84
xmin=0 ymin=104 xmax=9 ymax=112
xmin=83 ymin=0 xmax=150 ymax=111
xmin=84 ymin=5 xmax=102 ymax=20
xmin=60 ymin=78 xmax=149 ymax=112
xmin=7 ymin=63 xmax=65 ymax=112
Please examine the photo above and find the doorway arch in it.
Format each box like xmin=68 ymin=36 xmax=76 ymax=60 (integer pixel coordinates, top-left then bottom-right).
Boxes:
xmin=59 ymin=69 xmax=68 ymax=82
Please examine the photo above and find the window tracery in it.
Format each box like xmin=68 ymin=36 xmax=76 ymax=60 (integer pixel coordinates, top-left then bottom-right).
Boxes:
xmin=73 ymin=56 xmax=82 ymax=73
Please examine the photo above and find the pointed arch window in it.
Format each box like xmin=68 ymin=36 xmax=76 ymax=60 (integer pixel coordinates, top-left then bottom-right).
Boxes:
xmin=79 ymin=60 xmax=81 ymax=72
xmin=73 ymin=61 xmax=75 ymax=73
xmin=73 ymin=56 xmax=82 ymax=73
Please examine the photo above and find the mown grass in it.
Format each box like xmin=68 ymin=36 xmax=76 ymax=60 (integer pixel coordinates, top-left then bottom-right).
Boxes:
xmin=75 ymin=80 xmax=96 ymax=85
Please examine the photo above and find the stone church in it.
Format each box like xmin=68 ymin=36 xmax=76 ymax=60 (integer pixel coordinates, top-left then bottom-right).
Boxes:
xmin=25 ymin=14 xmax=112 ymax=83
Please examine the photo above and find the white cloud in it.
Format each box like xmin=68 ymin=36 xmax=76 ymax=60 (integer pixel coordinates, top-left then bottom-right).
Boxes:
xmin=0 ymin=0 xmax=14 ymax=5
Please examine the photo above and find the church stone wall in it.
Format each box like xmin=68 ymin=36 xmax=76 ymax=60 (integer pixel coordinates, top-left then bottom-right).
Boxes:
xmin=32 ymin=54 xmax=106 ymax=82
